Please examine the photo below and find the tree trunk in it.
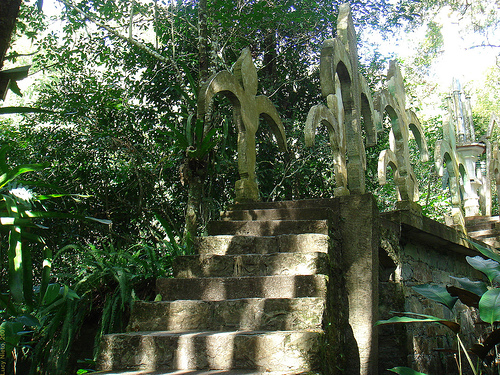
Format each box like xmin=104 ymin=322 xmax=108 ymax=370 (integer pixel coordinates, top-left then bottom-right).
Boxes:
xmin=198 ymin=0 xmax=209 ymax=84
xmin=0 ymin=0 xmax=22 ymax=70
xmin=183 ymin=0 xmax=209 ymax=247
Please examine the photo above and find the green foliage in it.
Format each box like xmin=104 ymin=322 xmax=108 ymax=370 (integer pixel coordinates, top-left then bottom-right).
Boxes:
xmin=376 ymin=240 xmax=500 ymax=374
xmin=389 ymin=367 xmax=429 ymax=375
xmin=375 ymin=311 xmax=460 ymax=333
xmin=3 ymin=0 xmax=497 ymax=372
xmin=412 ymin=284 xmax=458 ymax=311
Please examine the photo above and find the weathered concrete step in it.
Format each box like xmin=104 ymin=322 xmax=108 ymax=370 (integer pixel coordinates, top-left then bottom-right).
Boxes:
xmin=220 ymin=207 xmax=332 ymax=221
xmin=195 ymin=234 xmax=329 ymax=256
xmin=227 ymin=198 xmax=339 ymax=212
xmin=156 ymin=275 xmax=327 ymax=301
xmin=98 ymin=330 xmax=322 ymax=372
xmin=127 ymin=297 xmax=325 ymax=332
xmin=207 ymin=220 xmax=328 ymax=236
xmin=467 ymin=223 xmax=498 ymax=233
xmin=95 ymin=370 xmax=308 ymax=374
xmin=465 ymin=215 xmax=500 ymax=226
xmin=467 ymin=228 xmax=500 ymax=238
xmin=466 ymin=216 xmax=500 ymax=232
xmin=173 ymin=252 xmax=329 ymax=278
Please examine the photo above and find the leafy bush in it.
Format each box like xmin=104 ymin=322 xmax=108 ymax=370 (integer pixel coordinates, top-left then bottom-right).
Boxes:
xmin=0 ymin=144 xmax=185 ymax=374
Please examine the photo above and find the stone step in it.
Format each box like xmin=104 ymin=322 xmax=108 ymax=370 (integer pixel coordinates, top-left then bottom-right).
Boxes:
xmin=195 ymin=234 xmax=329 ymax=256
xmin=173 ymin=252 xmax=329 ymax=278
xmin=127 ymin=297 xmax=325 ymax=332
xmin=227 ymin=199 xmax=339 ymax=212
xmin=466 ymin=219 xmax=500 ymax=232
xmin=95 ymin=370 xmax=306 ymax=374
xmin=220 ymin=207 xmax=332 ymax=221
xmin=467 ymin=228 xmax=500 ymax=238
xmin=156 ymin=275 xmax=327 ymax=301
xmin=465 ymin=215 xmax=500 ymax=225
xmin=98 ymin=330 xmax=322 ymax=372
xmin=465 ymin=216 xmax=500 ymax=231
xmin=207 ymin=220 xmax=329 ymax=236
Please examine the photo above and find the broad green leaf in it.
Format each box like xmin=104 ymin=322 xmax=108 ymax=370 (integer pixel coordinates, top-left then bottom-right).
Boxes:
xmin=36 ymin=193 xmax=91 ymax=200
xmin=479 ymin=288 xmax=500 ymax=324
xmin=16 ymin=314 xmax=40 ymax=328
xmin=466 ymin=256 xmax=500 ymax=284
xmin=58 ymin=284 xmax=80 ymax=301
xmin=0 ymin=162 xmax=48 ymax=188
xmin=178 ymin=60 xmax=198 ymax=98
xmin=468 ymin=239 xmax=500 ymax=263
xmin=40 ymin=246 xmax=53 ymax=303
xmin=8 ymin=225 xmax=24 ymax=303
xmin=0 ymin=293 xmax=18 ymax=316
xmin=154 ymin=211 xmax=180 ymax=252
xmin=446 ymin=285 xmax=480 ymax=308
xmin=84 ymin=216 xmax=112 ymax=225
xmin=412 ymin=284 xmax=458 ymax=311
xmin=471 ymin=328 xmax=500 ymax=359
xmin=375 ymin=312 xmax=460 ymax=333
xmin=186 ymin=113 xmax=195 ymax=146
xmin=0 ymin=217 xmax=36 ymax=226
xmin=450 ymin=276 xmax=488 ymax=296
xmin=42 ymin=283 xmax=61 ymax=306
xmin=0 ymin=106 xmax=55 ymax=115
xmin=388 ymin=367 xmax=428 ymax=375
xmin=0 ymin=321 xmax=24 ymax=346
xmin=8 ymin=80 xmax=23 ymax=97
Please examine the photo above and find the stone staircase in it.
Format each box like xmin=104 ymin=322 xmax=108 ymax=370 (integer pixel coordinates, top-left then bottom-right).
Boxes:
xmin=465 ymin=215 xmax=500 ymax=248
xmin=97 ymin=201 xmax=345 ymax=374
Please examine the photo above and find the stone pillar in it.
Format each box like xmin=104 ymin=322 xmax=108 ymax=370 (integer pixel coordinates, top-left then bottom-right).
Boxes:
xmin=339 ymin=194 xmax=379 ymax=375
xmin=457 ymin=143 xmax=486 ymax=217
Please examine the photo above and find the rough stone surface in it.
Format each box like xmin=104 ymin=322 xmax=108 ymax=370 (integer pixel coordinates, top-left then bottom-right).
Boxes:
xmin=379 ymin=207 xmax=487 ymax=375
xmin=465 ymin=216 xmax=500 ymax=248
xmin=127 ymin=298 xmax=325 ymax=332
xmin=96 ymin=371 xmax=309 ymax=375
xmin=173 ymin=252 xmax=329 ymax=278
xmin=195 ymin=234 xmax=329 ymax=256
xmin=317 ymin=3 xmax=378 ymax=194
xmin=207 ymin=219 xmax=329 ymax=236
xmin=220 ymin=207 xmax=332 ymax=221
xmin=156 ymin=275 xmax=327 ymax=301
xmin=98 ymin=330 xmax=322 ymax=372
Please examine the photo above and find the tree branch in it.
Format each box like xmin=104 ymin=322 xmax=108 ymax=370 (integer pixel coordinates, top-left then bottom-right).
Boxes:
xmin=57 ymin=0 xmax=185 ymax=86
xmin=467 ymin=44 xmax=500 ymax=50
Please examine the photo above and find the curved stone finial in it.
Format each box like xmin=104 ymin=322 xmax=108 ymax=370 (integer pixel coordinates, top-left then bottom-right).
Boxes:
xmin=308 ymin=3 xmax=377 ymax=195
xmin=375 ymin=60 xmax=428 ymax=204
xmin=198 ymin=48 xmax=287 ymax=202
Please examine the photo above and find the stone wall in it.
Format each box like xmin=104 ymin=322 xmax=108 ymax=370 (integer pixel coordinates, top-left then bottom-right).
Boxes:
xmin=378 ymin=210 xmax=486 ymax=375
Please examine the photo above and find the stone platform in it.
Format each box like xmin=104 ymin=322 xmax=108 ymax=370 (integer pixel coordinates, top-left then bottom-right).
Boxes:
xmin=97 ymin=198 xmax=356 ymax=374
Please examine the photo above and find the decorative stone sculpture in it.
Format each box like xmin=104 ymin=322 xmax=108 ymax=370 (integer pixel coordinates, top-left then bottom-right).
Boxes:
xmin=197 ymin=48 xmax=287 ymax=202
xmin=375 ymin=61 xmax=429 ymax=206
xmin=307 ymin=3 xmax=377 ymax=195
xmin=483 ymin=113 xmax=500 ymax=215
xmin=490 ymin=141 xmax=500 ymax=206
xmin=434 ymin=94 xmax=466 ymax=230
xmin=304 ymin=73 xmax=349 ymax=196
xmin=446 ymin=79 xmax=485 ymax=217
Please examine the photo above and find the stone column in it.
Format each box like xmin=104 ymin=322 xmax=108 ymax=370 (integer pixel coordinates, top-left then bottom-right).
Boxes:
xmin=457 ymin=143 xmax=485 ymax=217
xmin=339 ymin=194 xmax=379 ymax=375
